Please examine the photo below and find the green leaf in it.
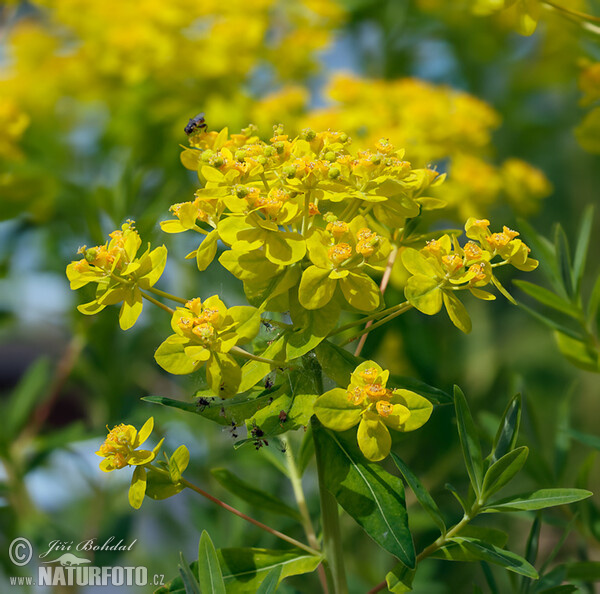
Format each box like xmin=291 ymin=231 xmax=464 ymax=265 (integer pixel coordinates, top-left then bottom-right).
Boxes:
xmin=312 ymin=421 xmax=416 ymax=568
xmin=255 ymin=567 xmax=282 ymax=594
xmin=482 ymin=488 xmax=593 ymax=513
xmin=313 ymin=388 xmax=362 ymax=431
xmin=454 ymin=386 xmax=484 ymax=498
xmin=587 ymin=272 xmax=600 ymax=327
xmin=206 ymin=353 xmax=241 ymax=398
xmin=481 ymin=447 xmax=528 ymax=501
xmin=448 ymin=537 xmax=538 ymax=579
xmin=445 ymin=482 xmax=469 ymax=513
xmin=553 ymin=331 xmax=599 ymax=373
xmin=210 ymin=468 xmax=301 ymax=521
xmin=554 ymin=225 xmax=574 ymax=299
xmin=490 ymin=394 xmax=521 ymax=464
xmin=524 ymin=513 xmax=541 ymax=567
xmin=385 ymin=562 xmax=415 ymax=593
xmin=517 ymin=302 xmax=584 ymax=342
xmin=198 ymin=532 xmax=226 ymax=594
xmin=5 ymin=357 xmax=51 ymax=441
xmin=391 ymin=453 xmax=446 ymax=534
xmin=145 ymin=468 xmax=185 ymax=501
xmin=157 ymin=549 xmax=321 ymax=594
xmin=297 ymin=425 xmax=315 ymax=476
xmin=298 ymin=266 xmax=336 ymax=309
xmin=431 ymin=526 xmax=508 ymax=562
xmin=443 ymin=291 xmax=472 ymax=334
xmin=178 ymin=552 xmax=201 ymax=594
xmin=565 ymin=561 xmax=600 ymax=581
xmin=155 ymin=336 xmax=198 ymax=375
xmin=537 ymin=586 xmax=578 ymax=594
xmin=513 ymin=281 xmax=580 ymax=319
xmin=573 ymin=206 xmax=594 ymax=292
xmin=568 ymin=428 xmax=600 ymax=451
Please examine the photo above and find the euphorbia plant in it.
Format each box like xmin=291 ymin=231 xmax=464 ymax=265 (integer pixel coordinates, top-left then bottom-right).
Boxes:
xmin=68 ymin=124 xmax=592 ymax=593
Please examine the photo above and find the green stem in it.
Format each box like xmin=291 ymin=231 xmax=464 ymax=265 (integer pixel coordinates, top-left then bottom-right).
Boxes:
xmin=302 ymin=190 xmax=312 ymax=236
xmin=542 ymin=0 xmax=600 ymax=24
xmin=141 ymin=291 xmax=175 ymax=315
xmin=368 ymin=504 xmax=480 ymax=594
xmin=260 ymin=173 xmax=271 ymax=192
xmin=180 ymin=477 xmax=320 ymax=556
xmin=340 ymin=303 xmax=413 ymax=346
xmin=313 ymin=421 xmax=348 ymax=594
xmin=328 ymin=301 xmax=411 ymax=338
xmin=147 ymin=286 xmax=189 ymax=305
xmin=281 ymin=435 xmax=329 ymax=593
xmin=230 ymin=345 xmax=281 ymax=366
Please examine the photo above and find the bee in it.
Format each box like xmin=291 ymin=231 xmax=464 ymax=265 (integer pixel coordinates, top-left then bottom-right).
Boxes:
xmin=184 ymin=112 xmax=208 ymax=136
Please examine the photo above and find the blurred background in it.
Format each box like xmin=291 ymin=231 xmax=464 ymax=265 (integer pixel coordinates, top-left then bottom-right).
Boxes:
xmin=1 ymin=0 xmax=599 ymax=591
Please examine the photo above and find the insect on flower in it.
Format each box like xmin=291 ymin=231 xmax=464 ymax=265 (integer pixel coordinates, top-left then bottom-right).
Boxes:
xmin=184 ymin=112 xmax=208 ymax=136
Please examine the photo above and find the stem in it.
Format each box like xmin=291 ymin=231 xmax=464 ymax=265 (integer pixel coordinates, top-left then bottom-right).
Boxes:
xmin=368 ymin=505 xmax=480 ymax=594
xmin=313 ymin=420 xmax=348 ymax=594
xmin=230 ymin=345 xmax=281 ymax=366
xmin=542 ymin=0 xmax=600 ymax=24
xmin=180 ymin=477 xmax=320 ymax=556
xmin=281 ymin=435 xmax=329 ymax=593
xmin=341 ymin=303 xmax=413 ymax=346
xmin=354 ymin=245 xmax=399 ymax=357
xmin=260 ymin=173 xmax=271 ymax=191
xmin=328 ymin=301 xmax=411 ymax=338
xmin=140 ymin=291 xmax=175 ymax=315
xmin=302 ymin=190 xmax=312 ymax=236
xmin=147 ymin=286 xmax=188 ymax=305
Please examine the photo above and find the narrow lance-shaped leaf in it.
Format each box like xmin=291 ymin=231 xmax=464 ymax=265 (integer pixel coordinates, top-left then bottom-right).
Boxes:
xmin=454 ymin=386 xmax=484 ymax=498
xmin=572 ymin=204 xmax=594 ymax=292
xmin=312 ymin=420 xmax=416 ymax=568
xmin=512 ymin=280 xmax=580 ymax=319
xmin=197 ymin=531 xmax=226 ymax=594
xmin=490 ymin=394 xmax=521 ymax=464
xmin=391 ymin=453 xmax=446 ymax=534
xmin=481 ymin=447 xmax=528 ymax=501
xmin=210 ymin=468 xmax=302 ymax=521
xmin=255 ymin=567 xmax=282 ymax=594
xmin=554 ymin=225 xmax=574 ymax=299
xmin=448 ymin=537 xmax=538 ymax=579
xmin=482 ymin=488 xmax=592 ymax=513
xmin=178 ymin=552 xmax=201 ymax=594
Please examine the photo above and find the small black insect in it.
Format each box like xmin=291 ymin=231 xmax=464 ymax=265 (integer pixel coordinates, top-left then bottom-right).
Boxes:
xmin=265 ymin=377 xmax=274 ymax=390
xmin=278 ymin=410 xmax=288 ymax=426
xmin=261 ymin=320 xmax=274 ymax=331
xmin=230 ymin=420 xmax=238 ymax=439
xmin=184 ymin=112 xmax=208 ymax=136
xmin=219 ymin=405 xmax=226 ymax=418
xmin=196 ymin=397 xmax=211 ymax=412
xmin=250 ymin=422 xmax=269 ymax=450
xmin=268 ymin=396 xmax=274 ymax=405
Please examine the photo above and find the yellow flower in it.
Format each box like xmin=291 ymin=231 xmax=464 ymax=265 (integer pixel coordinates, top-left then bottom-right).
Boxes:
xmin=96 ymin=417 xmax=162 ymax=473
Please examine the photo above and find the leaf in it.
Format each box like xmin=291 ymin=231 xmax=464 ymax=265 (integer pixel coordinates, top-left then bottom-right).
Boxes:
xmin=481 ymin=447 xmax=528 ymax=501
xmin=553 ymin=331 xmax=599 ymax=373
xmin=255 ymin=567 xmax=282 ymax=594
xmin=391 ymin=453 xmax=446 ymax=534
xmin=554 ymin=225 xmax=574 ymax=299
xmin=564 ymin=561 xmax=600 ymax=582
xmin=482 ymin=489 xmax=593 ymax=513
xmin=312 ymin=421 xmax=416 ymax=568
xmin=431 ymin=526 xmax=508 ymax=562
xmin=298 ymin=266 xmax=336 ymax=310
xmin=512 ymin=281 xmax=580 ymax=319
xmin=297 ymin=425 xmax=315 ymax=476
xmin=197 ymin=532 xmax=226 ymax=594
xmin=454 ymin=386 xmax=484 ymax=498
xmin=517 ymin=218 xmax=561 ymax=292
xmin=443 ymin=291 xmax=472 ymax=334
xmin=178 ymin=552 xmax=201 ymax=594
xmin=568 ymin=428 xmax=600 ymax=451
xmin=169 ymin=445 xmax=190 ymax=483
xmin=128 ymin=466 xmax=147 ymax=510
xmin=313 ymin=388 xmax=362 ymax=431
xmin=210 ymin=468 xmax=301 ymax=521
xmin=385 ymin=562 xmax=415 ymax=593
xmin=5 ymin=357 xmax=51 ymax=441
xmin=524 ymin=513 xmax=541 ymax=567
xmin=448 ymin=537 xmax=538 ymax=579
xmin=517 ymin=302 xmax=584 ymax=342
xmin=156 ymin=549 xmax=321 ymax=594
xmin=490 ymin=394 xmax=521 ymax=464
xmin=445 ymin=483 xmax=469 ymax=513
xmin=196 ymin=230 xmax=219 ymax=271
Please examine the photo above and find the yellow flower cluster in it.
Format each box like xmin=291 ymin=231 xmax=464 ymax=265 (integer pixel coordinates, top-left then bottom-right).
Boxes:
xmin=255 ymin=74 xmax=551 ymax=218
xmin=0 ymin=98 xmax=30 ymax=161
